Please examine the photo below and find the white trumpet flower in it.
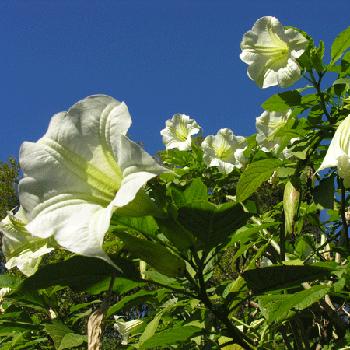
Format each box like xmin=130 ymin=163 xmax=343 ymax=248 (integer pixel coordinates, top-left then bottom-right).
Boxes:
xmin=160 ymin=114 xmax=201 ymax=151
xmin=19 ymin=95 xmax=167 ymax=263
xmin=240 ymin=16 xmax=308 ymax=88
xmin=256 ymin=109 xmax=295 ymax=159
xmin=114 ymin=316 xmax=143 ymax=345
xmin=0 ymin=207 xmax=53 ymax=276
xmin=318 ymin=115 xmax=350 ymax=187
xmin=201 ymin=128 xmax=247 ymax=174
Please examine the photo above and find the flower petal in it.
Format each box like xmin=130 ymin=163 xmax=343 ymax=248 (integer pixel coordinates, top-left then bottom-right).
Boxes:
xmin=5 ymin=245 xmax=54 ymax=277
xmin=112 ymin=135 xmax=167 ymax=209
xmin=25 ymin=197 xmax=114 ymax=260
xmin=0 ymin=208 xmax=53 ymax=276
xmin=277 ymin=58 xmax=302 ymax=88
xmin=318 ymin=116 xmax=350 ymax=171
xmin=338 ymin=155 xmax=350 ymax=187
xmin=284 ymin=28 xmax=309 ymax=58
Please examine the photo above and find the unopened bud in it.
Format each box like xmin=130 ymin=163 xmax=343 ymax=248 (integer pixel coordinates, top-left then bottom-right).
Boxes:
xmin=283 ymin=181 xmax=300 ymax=235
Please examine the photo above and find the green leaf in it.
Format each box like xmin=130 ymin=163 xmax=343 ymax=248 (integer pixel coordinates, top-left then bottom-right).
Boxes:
xmin=156 ymin=217 xmax=194 ymax=251
xmin=17 ymin=256 xmax=120 ymax=293
xmin=115 ymin=231 xmax=186 ymax=278
xmin=178 ymin=201 xmax=250 ymax=249
xmin=236 ymin=159 xmax=282 ymax=202
xmin=0 ymin=275 xmax=22 ymax=290
xmin=107 ymin=289 xmax=163 ymax=317
xmin=0 ymin=322 xmax=40 ymax=336
xmin=143 ymin=270 xmax=183 ymax=290
xmin=243 ymin=265 xmax=333 ymax=294
xmin=140 ymin=325 xmax=201 ymax=349
xmin=262 ymin=91 xmax=301 ymax=112
xmin=331 ymin=25 xmax=350 ymax=63
xmin=44 ymin=321 xmax=72 ymax=349
xmin=110 ymin=215 xmax=159 ymax=237
xmin=258 ymin=285 xmax=330 ymax=323
xmin=170 ymin=178 xmax=208 ymax=207
xmin=138 ymin=298 xmax=179 ymax=347
xmin=314 ymin=176 xmax=334 ymax=209
xmin=58 ymin=333 xmax=87 ymax=350
xmin=229 ymin=222 xmax=278 ymax=245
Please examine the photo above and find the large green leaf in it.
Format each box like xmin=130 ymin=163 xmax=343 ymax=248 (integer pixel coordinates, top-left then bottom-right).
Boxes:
xmin=178 ymin=201 xmax=250 ymax=249
xmin=115 ymin=231 xmax=186 ymax=278
xmin=16 ymin=256 xmax=120 ymax=293
xmin=242 ymin=265 xmax=333 ymax=293
xmin=170 ymin=178 xmax=208 ymax=207
xmin=58 ymin=333 xmax=87 ymax=350
xmin=110 ymin=215 xmax=159 ymax=237
xmin=236 ymin=159 xmax=282 ymax=202
xmin=156 ymin=217 xmax=194 ymax=251
xmin=262 ymin=91 xmax=301 ymax=111
xmin=258 ymin=285 xmax=330 ymax=323
xmin=331 ymin=25 xmax=350 ymax=63
xmin=44 ymin=321 xmax=73 ymax=349
xmin=140 ymin=325 xmax=201 ymax=349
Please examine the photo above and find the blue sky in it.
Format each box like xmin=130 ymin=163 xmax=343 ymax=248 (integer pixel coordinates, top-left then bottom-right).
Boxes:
xmin=1 ymin=0 xmax=350 ymax=162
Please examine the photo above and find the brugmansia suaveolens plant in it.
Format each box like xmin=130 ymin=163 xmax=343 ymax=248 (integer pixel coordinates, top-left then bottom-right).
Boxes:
xmin=1 ymin=14 xmax=350 ymax=350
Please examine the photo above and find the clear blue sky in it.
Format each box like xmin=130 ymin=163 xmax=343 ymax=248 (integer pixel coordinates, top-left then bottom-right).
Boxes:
xmin=1 ymin=0 xmax=349 ymax=162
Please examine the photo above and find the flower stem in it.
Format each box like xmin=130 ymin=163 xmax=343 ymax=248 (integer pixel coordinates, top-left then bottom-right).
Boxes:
xmin=190 ymin=251 xmax=255 ymax=349
xmin=308 ymin=70 xmax=332 ymax=121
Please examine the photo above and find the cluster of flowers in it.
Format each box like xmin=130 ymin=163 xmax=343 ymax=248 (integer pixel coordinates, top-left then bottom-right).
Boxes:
xmin=160 ymin=109 xmax=296 ymax=172
xmin=0 ymin=15 xmax=349 ymax=282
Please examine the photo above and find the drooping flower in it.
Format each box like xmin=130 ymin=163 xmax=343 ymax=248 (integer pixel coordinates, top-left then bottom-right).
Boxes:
xmin=160 ymin=114 xmax=201 ymax=151
xmin=318 ymin=115 xmax=350 ymax=187
xmin=256 ymin=109 xmax=296 ymax=158
xmin=0 ymin=207 xmax=54 ymax=276
xmin=240 ymin=16 xmax=309 ymax=88
xmin=19 ymin=95 xmax=167 ymax=263
xmin=114 ymin=316 xmax=143 ymax=345
xmin=201 ymin=128 xmax=247 ymax=174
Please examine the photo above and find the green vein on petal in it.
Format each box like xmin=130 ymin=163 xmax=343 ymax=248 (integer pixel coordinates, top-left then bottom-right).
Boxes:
xmin=38 ymin=138 xmax=121 ymax=202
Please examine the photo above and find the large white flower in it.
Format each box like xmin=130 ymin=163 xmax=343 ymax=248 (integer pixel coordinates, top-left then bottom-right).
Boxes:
xmin=240 ymin=16 xmax=308 ymax=88
xmin=160 ymin=114 xmax=201 ymax=151
xmin=114 ymin=316 xmax=143 ymax=345
xmin=19 ymin=95 xmax=167 ymax=263
xmin=201 ymin=128 xmax=247 ymax=174
xmin=256 ymin=109 xmax=295 ymax=159
xmin=318 ymin=115 xmax=350 ymax=187
xmin=0 ymin=207 xmax=54 ymax=276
